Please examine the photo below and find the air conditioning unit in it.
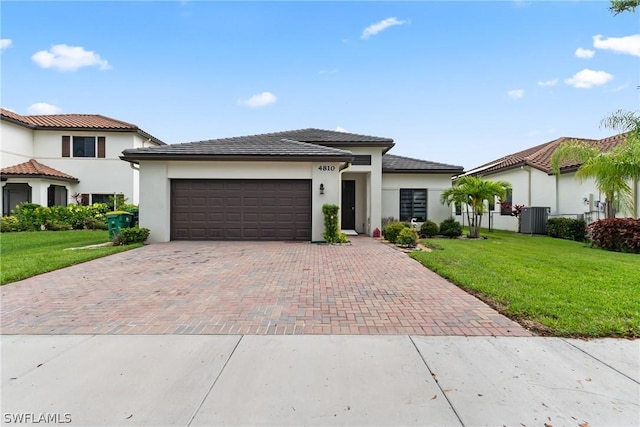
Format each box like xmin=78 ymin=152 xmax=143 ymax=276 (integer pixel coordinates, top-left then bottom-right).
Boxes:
xmin=520 ymin=207 xmax=549 ymax=234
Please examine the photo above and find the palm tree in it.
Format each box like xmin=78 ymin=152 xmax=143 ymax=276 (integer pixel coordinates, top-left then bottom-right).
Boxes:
xmin=441 ymin=176 xmax=512 ymax=238
xmin=550 ymin=110 xmax=640 ymax=218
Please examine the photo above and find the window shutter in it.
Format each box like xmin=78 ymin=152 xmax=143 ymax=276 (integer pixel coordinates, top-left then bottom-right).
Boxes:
xmin=97 ymin=137 xmax=106 ymax=158
xmin=62 ymin=136 xmax=70 ymax=157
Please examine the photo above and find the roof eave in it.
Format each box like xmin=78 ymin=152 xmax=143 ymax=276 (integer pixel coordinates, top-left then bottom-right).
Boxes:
xmin=0 ymin=173 xmax=79 ymax=183
xmin=383 ymin=168 xmax=464 ymax=174
xmin=120 ymin=154 xmax=354 ymax=163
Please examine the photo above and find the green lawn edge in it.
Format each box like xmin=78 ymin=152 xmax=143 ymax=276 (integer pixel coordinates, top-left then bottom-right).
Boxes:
xmin=1 ymin=230 xmax=143 ymax=285
xmin=410 ymin=230 xmax=640 ymax=338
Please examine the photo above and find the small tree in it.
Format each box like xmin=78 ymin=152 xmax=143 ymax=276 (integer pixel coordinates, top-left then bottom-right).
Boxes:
xmin=441 ymin=176 xmax=511 ymax=238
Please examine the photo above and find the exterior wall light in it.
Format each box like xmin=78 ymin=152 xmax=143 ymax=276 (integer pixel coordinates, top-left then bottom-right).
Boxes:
xmin=319 ymin=183 xmax=325 ymax=195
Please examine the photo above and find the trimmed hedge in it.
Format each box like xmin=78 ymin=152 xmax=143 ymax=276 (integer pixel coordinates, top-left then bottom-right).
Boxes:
xmin=114 ymin=227 xmax=150 ymax=245
xmin=419 ymin=220 xmax=439 ymax=237
xmin=439 ymin=217 xmax=462 ymax=238
xmin=587 ymin=218 xmax=640 ymax=253
xmin=547 ymin=217 xmax=587 ymax=242
xmin=382 ymin=221 xmax=408 ymax=243
xmin=397 ymin=227 xmax=418 ymax=247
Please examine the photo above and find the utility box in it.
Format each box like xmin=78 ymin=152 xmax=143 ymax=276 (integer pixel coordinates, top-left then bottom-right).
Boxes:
xmin=106 ymin=211 xmax=133 ymax=239
xmin=520 ymin=207 xmax=549 ymax=234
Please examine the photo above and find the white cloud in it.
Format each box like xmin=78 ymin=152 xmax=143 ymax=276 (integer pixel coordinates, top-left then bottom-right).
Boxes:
xmin=0 ymin=39 xmax=12 ymax=51
xmin=565 ymin=69 xmax=613 ymax=88
xmin=575 ymin=48 xmax=595 ymax=59
xmin=537 ymin=79 xmax=558 ymax=87
xmin=507 ymin=89 xmax=525 ymax=99
xmin=31 ymin=44 xmax=111 ymax=71
xmin=27 ymin=102 xmax=62 ymax=115
xmin=593 ymin=34 xmax=640 ymax=56
xmin=319 ymin=69 xmax=338 ymax=75
xmin=237 ymin=91 xmax=277 ymax=108
xmin=361 ymin=17 xmax=406 ymax=40
xmin=335 ymin=126 xmax=348 ymax=132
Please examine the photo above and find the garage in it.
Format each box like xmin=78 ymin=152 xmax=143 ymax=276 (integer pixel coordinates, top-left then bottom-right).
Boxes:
xmin=171 ymin=179 xmax=311 ymax=240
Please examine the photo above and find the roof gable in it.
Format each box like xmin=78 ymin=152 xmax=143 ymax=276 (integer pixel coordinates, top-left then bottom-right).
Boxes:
xmin=0 ymin=159 xmax=79 ymax=182
xmin=382 ymin=154 xmax=463 ymax=173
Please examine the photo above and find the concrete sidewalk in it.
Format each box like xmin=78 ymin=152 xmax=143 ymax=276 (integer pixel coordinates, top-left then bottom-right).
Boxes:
xmin=1 ymin=335 xmax=638 ymax=426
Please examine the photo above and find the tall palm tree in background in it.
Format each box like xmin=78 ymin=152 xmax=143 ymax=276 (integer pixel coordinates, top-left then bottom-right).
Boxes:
xmin=550 ymin=110 xmax=640 ymax=218
xmin=441 ymin=176 xmax=512 ymax=238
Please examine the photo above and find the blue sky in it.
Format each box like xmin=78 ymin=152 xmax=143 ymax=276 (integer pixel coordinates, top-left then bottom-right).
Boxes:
xmin=1 ymin=1 xmax=638 ymax=169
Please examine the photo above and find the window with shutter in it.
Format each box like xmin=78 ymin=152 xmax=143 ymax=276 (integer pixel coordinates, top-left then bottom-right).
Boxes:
xmin=97 ymin=137 xmax=106 ymax=158
xmin=62 ymin=136 xmax=70 ymax=157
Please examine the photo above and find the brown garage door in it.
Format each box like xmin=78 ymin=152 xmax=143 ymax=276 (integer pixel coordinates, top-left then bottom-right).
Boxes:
xmin=171 ymin=179 xmax=311 ymax=240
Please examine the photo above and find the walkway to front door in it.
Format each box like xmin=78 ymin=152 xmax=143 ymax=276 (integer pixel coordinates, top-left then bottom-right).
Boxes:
xmin=1 ymin=237 xmax=530 ymax=336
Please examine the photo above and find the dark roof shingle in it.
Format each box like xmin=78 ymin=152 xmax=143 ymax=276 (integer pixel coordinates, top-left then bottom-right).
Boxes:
xmin=0 ymin=159 xmax=79 ymax=182
xmin=382 ymin=154 xmax=463 ymax=173
xmin=121 ymin=135 xmax=355 ymax=162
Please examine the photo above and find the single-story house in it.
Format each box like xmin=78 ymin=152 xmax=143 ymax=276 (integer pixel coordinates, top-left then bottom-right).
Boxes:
xmin=0 ymin=108 xmax=165 ymax=215
xmin=457 ymin=133 xmax=639 ymax=231
xmin=121 ymin=129 xmax=463 ymax=242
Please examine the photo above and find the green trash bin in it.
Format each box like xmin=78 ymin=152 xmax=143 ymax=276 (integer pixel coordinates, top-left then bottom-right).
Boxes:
xmin=125 ymin=207 xmax=139 ymax=227
xmin=106 ymin=211 xmax=133 ymax=239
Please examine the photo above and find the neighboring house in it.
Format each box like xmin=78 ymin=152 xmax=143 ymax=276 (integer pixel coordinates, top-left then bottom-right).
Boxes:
xmin=0 ymin=108 xmax=164 ymax=215
xmin=458 ymin=133 xmax=640 ymax=231
xmin=121 ymin=129 xmax=463 ymax=242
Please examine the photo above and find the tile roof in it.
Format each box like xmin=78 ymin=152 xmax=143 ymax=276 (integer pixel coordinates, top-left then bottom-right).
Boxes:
xmin=259 ymin=128 xmax=395 ymax=146
xmin=0 ymin=108 xmax=165 ymax=145
xmin=462 ymin=135 xmax=623 ymax=176
xmin=121 ymin=135 xmax=355 ymax=162
xmin=382 ymin=154 xmax=463 ymax=173
xmin=0 ymin=159 xmax=79 ymax=182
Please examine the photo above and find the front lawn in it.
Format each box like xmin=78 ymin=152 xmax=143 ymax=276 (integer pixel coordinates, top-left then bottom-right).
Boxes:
xmin=411 ymin=230 xmax=640 ymax=338
xmin=0 ymin=230 xmax=142 ymax=285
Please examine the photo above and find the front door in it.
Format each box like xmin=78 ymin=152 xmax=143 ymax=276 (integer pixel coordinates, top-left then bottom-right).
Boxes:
xmin=341 ymin=180 xmax=356 ymax=230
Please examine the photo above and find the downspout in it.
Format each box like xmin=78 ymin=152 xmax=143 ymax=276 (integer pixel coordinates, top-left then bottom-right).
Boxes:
xmin=520 ymin=165 xmax=532 ymax=206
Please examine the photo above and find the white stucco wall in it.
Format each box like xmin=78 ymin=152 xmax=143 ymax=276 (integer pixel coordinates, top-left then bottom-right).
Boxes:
xmin=381 ymin=173 xmax=455 ymax=225
xmin=339 ymin=147 xmax=384 ymax=235
xmin=140 ymin=160 xmax=344 ymax=243
xmin=31 ymin=131 xmax=139 ymax=204
xmin=1 ymin=121 xmax=33 ymax=167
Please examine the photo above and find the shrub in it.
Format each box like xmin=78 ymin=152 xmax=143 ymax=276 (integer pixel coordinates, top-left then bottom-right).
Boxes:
xmin=84 ymin=217 xmax=108 ymax=230
xmin=0 ymin=215 xmax=25 ymax=232
xmin=439 ymin=217 xmax=462 ymax=238
xmin=322 ymin=204 xmax=342 ymax=243
xmin=587 ymin=218 xmax=640 ymax=253
xmin=397 ymin=227 xmax=418 ymax=247
xmin=44 ymin=221 xmax=73 ymax=231
xmin=419 ymin=220 xmax=439 ymax=237
xmin=115 ymin=227 xmax=150 ymax=245
xmin=381 ymin=217 xmax=398 ymax=228
xmin=383 ymin=221 xmax=408 ymax=243
xmin=547 ymin=217 xmax=586 ymax=242
xmin=12 ymin=202 xmax=44 ymax=230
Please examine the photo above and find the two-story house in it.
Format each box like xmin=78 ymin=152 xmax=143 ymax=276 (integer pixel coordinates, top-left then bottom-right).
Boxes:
xmin=1 ymin=108 xmax=164 ymax=215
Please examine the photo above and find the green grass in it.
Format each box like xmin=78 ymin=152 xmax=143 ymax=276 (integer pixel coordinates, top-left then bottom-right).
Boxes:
xmin=0 ymin=230 xmax=142 ymax=285
xmin=411 ymin=230 xmax=640 ymax=338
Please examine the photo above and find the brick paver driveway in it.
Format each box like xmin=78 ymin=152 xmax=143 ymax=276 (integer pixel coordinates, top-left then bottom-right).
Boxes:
xmin=1 ymin=237 xmax=530 ymax=336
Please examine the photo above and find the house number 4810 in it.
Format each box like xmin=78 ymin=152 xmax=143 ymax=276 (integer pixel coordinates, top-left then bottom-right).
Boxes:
xmin=318 ymin=165 xmax=336 ymax=171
